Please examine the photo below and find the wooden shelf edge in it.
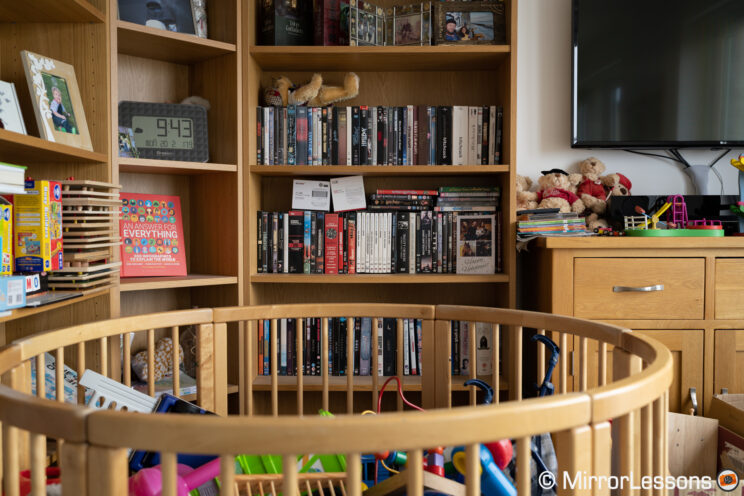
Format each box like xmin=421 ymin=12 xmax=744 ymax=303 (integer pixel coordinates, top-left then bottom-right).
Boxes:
xmin=250 ymin=165 xmax=509 ymax=176
xmin=250 ymin=274 xmax=509 ymax=284
xmin=0 ymin=288 xmax=110 ymax=325
xmin=249 ymin=45 xmax=511 ymax=55
xmin=0 ymin=0 xmax=105 ymax=23
xmin=120 ymin=274 xmax=239 ymax=292
xmin=119 ymin=158 xmax=237 ymax=175
xmin=0 ymin=129 xmax=107 ymax=164
xmin=117 ymin=20 xmax=237 ymax=63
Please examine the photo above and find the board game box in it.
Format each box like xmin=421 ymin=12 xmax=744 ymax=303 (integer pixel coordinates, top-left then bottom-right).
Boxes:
xmin=14 ymin=179 xmax=63 ymax=272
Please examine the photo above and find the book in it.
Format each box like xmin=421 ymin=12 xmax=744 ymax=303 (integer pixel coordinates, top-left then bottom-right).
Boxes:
xmin=120 ymin=193 xmax=186 ymax=277
xmin=287 ymin=211 xmax=304 ymax=273
xmin=260 ymin=0 xmax=313 ymax=45
xmin=476 ymin=322 xmax=493 ymax=375
xmin=314 ymin=0 xmax=341 ymax=45
xmin=325 ymin=213 xmax=339 ymax=274
xmin=382 ymin=318 xmax=396 ymax=376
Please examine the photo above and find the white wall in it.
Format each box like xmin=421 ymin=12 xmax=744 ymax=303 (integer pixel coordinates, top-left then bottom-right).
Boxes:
xmin=516 ymin=0 xmax=742 ymax=196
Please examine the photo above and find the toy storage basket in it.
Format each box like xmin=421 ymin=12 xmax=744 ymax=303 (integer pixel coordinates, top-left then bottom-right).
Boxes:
xmin=0 ymin=304 xmax=672 ymax=496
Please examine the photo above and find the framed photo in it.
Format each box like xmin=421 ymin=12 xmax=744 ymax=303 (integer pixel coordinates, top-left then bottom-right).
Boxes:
xmin=456 ymin=213 xmax=495 ymax=274
xmin=20 ymin=51 xmax=92 ymax=151
xmin=191 ymin=0 xmax=208 ymax=38
xmin=118 ymin=0 xmax=196 ymax=35
xmin=385 ymin=2 xmax=431 ymax=46
xmin=433 ymin=1 xmax=506 ymax=45
xmin=0 ymin=81 xmax=27 ymax=135
xmin=349 ymin=0 xmax=384 ymax=46
xmin=118 ymin=126 xmax=139 ymax=158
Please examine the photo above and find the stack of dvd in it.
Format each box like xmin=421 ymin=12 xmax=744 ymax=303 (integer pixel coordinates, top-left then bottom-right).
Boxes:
xmin=368 ymin=188 xmax=436 ymax=211
xmin=434 ymin=186 xmax=500 ymax=212
xmin=517 ymin=211 xmax=588 ymax=238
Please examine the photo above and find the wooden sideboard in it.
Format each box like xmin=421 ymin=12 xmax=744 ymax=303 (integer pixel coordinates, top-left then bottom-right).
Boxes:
xmin=526 ymin=237 xmax=744 ymax=415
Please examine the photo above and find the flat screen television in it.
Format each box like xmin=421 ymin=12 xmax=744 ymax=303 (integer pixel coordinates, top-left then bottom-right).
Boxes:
xmin=572 ymin=0 xmax=744 ymax=148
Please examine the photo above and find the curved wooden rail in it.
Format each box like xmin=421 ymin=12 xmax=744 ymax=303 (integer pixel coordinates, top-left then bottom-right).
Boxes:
xmin=0 ymin=304 xmax=673 ymax=496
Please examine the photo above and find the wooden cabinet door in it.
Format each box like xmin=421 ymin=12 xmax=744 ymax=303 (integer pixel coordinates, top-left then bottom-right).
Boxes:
xmin=714 ymin=330 xmax=744 ymax=395
xmin=578 ymin=330 xmax=703 ymax=414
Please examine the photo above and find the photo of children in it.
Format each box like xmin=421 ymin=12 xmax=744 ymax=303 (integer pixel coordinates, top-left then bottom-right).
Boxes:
xmin=444 ymin=11 xmax=494 ymax=42
xmin=42 ymin=74 xmax=78 ymax=135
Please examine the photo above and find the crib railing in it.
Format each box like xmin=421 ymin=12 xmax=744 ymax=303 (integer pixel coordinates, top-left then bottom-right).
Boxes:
xmin=0 ymin=304 xmax=672 ymax=496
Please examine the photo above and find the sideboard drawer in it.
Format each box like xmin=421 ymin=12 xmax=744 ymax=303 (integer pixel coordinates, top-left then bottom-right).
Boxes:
xmin=715 ymin=259 xmax=744 ymax=319
xmin=574 ymin=258 xmax=705 ymax=320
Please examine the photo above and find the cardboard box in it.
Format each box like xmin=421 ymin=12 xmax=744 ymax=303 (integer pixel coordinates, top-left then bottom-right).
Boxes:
xmin=0 ymin=202 xmax=12 ymax=275
xmin=709 ymin=395 xmax=744 ymax=478
xmin=14 ymin=179 xmax=63 ymax=272
xmin=0 ymin=275 xmax=26 ymax=311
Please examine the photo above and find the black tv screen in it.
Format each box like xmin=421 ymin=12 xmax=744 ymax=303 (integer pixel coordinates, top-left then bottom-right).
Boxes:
xmin=572 ymin=0 xmax=744 ymax=148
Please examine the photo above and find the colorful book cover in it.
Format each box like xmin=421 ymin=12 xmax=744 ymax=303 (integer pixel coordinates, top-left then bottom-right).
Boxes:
xmin=303 ymin=211 xmax=312 ymax=274
xmin=120 ymin=193 xmax=186 ymax=277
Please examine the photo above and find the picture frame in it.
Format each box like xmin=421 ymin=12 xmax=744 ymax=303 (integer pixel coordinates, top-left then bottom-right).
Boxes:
xmin=118 ymin=0 xmax=196 ymax=35
xmin=20 ymin=51 xmax=93 ymax=151
xmin=384 ymin=2 xmax=431 ymax=46
xmin=433 ymin=1 xmax=506 ymax=45
xmin=191 ymin=0 xmax=208 ymax=38
xmin=118 ymin=126 xmax=139 ymax=158
xmin=0 ymin=81 xmax=27 ymax=135
xmin=349 ymin=0 xmax=385 ymax=46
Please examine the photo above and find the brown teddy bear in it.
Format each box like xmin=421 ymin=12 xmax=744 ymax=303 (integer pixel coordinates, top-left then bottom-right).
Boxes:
xmin=536 ymin=169 xmax=586 ymax=214
xmin=264 ymin=73 xmax=360 ymax=107
xmin=516 ymin=174 xmax=538 ymax=211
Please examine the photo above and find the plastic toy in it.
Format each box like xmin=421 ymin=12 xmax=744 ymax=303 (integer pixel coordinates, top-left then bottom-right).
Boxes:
xmin=80 ymin=369 xmax=157 ymax=413
xmin=451 ymin=445 xmax=517 ymax=496
xmin=730 ymin=154 xmax=744 ymax=233
xmin=624 ymin=195 xmax=724 ymax=237
xmin=129 ymin=458 xmax=221 ymax=496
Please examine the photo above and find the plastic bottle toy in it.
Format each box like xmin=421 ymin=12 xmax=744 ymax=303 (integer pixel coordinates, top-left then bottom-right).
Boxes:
xmin=129 ymin=458 xmax=221 ymax=496
xmin=451 ymin=444 xmax=517 ymax=496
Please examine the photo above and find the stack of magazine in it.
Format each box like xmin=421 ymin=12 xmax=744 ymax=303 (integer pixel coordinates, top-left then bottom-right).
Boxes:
xmin=517 ymin=210 xmax=590 ymax=241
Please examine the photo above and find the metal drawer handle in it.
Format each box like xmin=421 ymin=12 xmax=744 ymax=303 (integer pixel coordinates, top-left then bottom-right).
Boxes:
xmin=613 ymin=284 xmax=664 ymax=293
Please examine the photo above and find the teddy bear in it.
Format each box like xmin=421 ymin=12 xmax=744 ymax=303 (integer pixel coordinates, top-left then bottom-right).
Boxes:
xmin=574 ymin=157 xmax=614 ymax=229
xmin=536 ymin=169 xmax=586 ymax=214
xmin=516 ymin=174 xmax=538 ymax=211
xmin=264 ymin=73 xmax=360 ymax=107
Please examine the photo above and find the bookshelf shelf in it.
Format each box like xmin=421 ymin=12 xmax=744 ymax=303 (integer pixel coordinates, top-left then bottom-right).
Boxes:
xmin=250 ymin=165 xmax=510 ymax=176
xmin=252 ymin=375 xmax=422 ymax=392
xmin=249 ymin=45 xmax=511 ymax=72
xmin=0 ymin=129 xmax=107 ymax=165
xmin=119 ymin=158 xmax=238 ymax=175
xmin=117 ymin=21 xmax=237 ymax=64
xmin=120 ymin=275 xmax=239 ymax=292
xmin=0 ymin=290 xmax=108 ymax=325
xmin=0 ymin=0 xmax=105 ymax=23
xmin=250 ymin=274 xmax=509 ymax=284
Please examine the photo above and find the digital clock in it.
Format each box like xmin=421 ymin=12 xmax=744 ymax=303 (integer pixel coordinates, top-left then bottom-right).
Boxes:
xmin=119 ymin=101 xmax=209 ymax=162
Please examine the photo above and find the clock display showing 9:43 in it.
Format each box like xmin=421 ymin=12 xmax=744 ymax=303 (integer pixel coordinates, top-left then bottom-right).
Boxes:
xmin=119 ymin=101 xmax=209 ymax=162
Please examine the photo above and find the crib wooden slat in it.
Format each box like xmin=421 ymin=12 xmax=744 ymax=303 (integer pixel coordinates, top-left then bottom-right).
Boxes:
xmin=641 ymin=403 xmax=653 ymax=496
xmin=328 ymin=479 xmax=337 ymax=496
xmin=317 ymin=480 xmax=325 ymax=496
xmin=592 ymin=421 xmax=612 ymax=496
xmin=87 ymin=446 xmax=128 ymax=496
xmin=297 ymin=318 xmax=304 ymax=416
xmin=55 ymin=347 xmax=64 ymax=402
xmin=283 ymin=454 xmax=299 ymax=496
xmin=347 ymin=452 xmax=362 ymax=496
xmin=171 ymin=327 xmax=180 ymax=397
xmin=406 ymin=449 xmax=423 ymax=496
xmin=371 ymin=318 xmax=379 ymax=409
xmin=259 ymin=481 xmax=266 ymax=496
xmin=77 ymin=342 xmax=87 ymax=403
xmin=559 ymin=332 xmax=568 ymax=394
xmin=30 ymin=433 xmax=45 ymax=496
xmin=123 ymin=334 xmax=131 ymax=387
xmin=147 ymin=329 xmax=156 ymax=397
xmin=465 ymin=443 xmax=479 ymax=496
xmin=246 ymin=320 xmax=254 ymax=416
xmin=196 ymin=323 xmax=215 ymax=412
xmin=99 ymin=336 xmax=108 ymax=377
xmin=537 ymin=329 xmax=546 ymax=383
xmin=269 ymin=480 xmax=277 ymax=496
xmin=652 ymin=396 xmax=664 ymax=496
xmin=2 ymin=423 xmax=19 ymax=496
xmin=322 ymin=318 xmax=330 ymax=412
xmin=468 ymin=322 xmax=476 ymax=405
xmin=270 ymin=319 xmax=279 ymax=416
xmin=161 ymin=452 xmax=177 ymax=496
xmin=339 ymin=479 xmax=347 ymax=496
xmin=663 ymin=392 xmax=669 ymax=480
xmin=396 ymin=319 xmax=404 ymax=410
xmin=515 ymin=327 xmax=523 ymax=401
xmin=35 ymin=355 xmax=45 ymax=399
xmin=555 ymin=426 xmax=592 ymax=495
xmin=346 ymin=317 xmax=354 ymax=414
xmin=517 ymin=436 xmax=531 ymax=496
xmin=60 ymin=442 xmax=87 ymax=495
xmin=213 ymin=322 xmax=231 ymax=415
xmin=598 ymin=342 xmax=607 ymax=386
xmin=304 ymin=480 xmax=312 ymax=496
xmin=221 ymin=455 xmax=236 ymax=496
xmin=493 ymin=324 xmax=500 ymax=403
xmin=579 ymin=336 xmax=588 ymax=392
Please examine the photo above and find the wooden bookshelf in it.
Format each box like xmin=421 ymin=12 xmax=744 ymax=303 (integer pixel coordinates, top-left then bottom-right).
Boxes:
xmin=120 ymin=275 xmax=239 ymax=292
xmin=0 ymin=0 xmax=105 ymax=23
xmin=120 ymin=158 xmax=238 ymax=175
xmin=0 ymin=129 xmax=107 ymax=164
xmin=250 ymin=274 xmax=510 ymax=284
xmin=249 ymin=45 xmax=511 ymax=71
xmin=117 ymin=21 xmax=237 ymax=64
xmin=250 ymin=165 xmax=510 ymax=176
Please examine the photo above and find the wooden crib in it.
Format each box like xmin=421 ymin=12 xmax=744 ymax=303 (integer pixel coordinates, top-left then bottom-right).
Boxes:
xmin=0 ymin=304 xmax=672 ymax=496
